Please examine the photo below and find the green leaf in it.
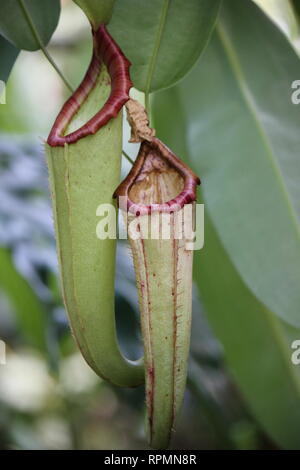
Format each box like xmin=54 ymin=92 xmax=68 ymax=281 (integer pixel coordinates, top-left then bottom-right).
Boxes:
xmin=253 ymin=0 xmax=299 ymax=38
xmin=252 ymin=0 xmax=300 ymax=55
xmin=0 ymin=247 xmax=46 ymax=351
xmin=196 ymin=214 xmax=300 ymax=449
xmin=155 ymin=0 xmax=300 ymax=327
xmin=253 ymin=0 xmax=300 ymax=56
xmin=108 ymin=0 xmax=221 ymax=93
xmin=0 ymin=0 xmax=60 ymax=51
xmin=0 ymin=34 xmax=19 ymax=82
xmin=292 ymin=0 xmax=300 ymax=19
xmin=152 ymin=86 xmax=300 ymax=450
xmin=73 ymin=0 xmax=116 ymax=28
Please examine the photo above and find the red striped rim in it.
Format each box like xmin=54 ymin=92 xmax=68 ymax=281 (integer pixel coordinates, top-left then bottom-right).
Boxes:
xmin=47 ymin=25 xmax=132 ymax=147
xmin=114 ymin=138 xmax=200 ymax=215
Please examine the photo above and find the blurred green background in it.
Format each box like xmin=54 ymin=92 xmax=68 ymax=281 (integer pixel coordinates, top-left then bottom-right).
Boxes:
xmin=0 ymin=0 xmax=300 ymax=450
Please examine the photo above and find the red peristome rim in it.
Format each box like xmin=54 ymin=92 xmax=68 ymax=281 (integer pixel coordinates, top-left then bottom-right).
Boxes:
xmin=47 ymin=25 xmax=132 ymax=147
xmin=114 ymin=138 xmax=200 ymax=215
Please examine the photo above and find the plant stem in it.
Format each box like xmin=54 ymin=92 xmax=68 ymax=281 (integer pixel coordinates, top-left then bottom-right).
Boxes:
xmin=17 ymin=0 xmax=74 ymax=93
xmin=122 ymin=149 xmax=134 ymax=165
xmin=145 ymin=92 xmax=150 ymax=120
xmin=40 ymin=48 xmax=74 ymax=93
xmin=144 ymin=0 xmax=169 ymax=103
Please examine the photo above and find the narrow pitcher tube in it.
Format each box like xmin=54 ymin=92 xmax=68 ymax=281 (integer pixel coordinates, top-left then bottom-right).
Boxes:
xmin=46 ymin=25 xmax=143 ymax=387
xmin=115 ymin=138 xmax=200 ymax=447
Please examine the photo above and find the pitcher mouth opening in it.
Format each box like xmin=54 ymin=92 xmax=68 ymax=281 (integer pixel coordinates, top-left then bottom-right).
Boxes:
xmin=114 ymin=138 xmax=200 ymax=216
xmin=47 ymin=25 xmax=132 ymax=147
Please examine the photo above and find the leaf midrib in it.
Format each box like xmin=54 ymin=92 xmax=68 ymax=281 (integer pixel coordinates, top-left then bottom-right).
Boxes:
xmin=217 ymin=21 xmax=300 ymax=243
xmin=144 ymin=0 xmax=170 ymax=96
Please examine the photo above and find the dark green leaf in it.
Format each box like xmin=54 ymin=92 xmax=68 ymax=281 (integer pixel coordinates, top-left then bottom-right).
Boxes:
xmin=0 ymin=0 xmax=60 ymax=51
xmin=109 ymin=0 xmax=221 ymax=93
xmin=252 ymin=0 xmax=299 ymax=38
xmin=196 ymin=213 xmax=300 ymax=449
xmin=252 ymin=0 xmax=300 ymax=55
xmin=292 ymin=0 xmax=300 ymax=19
xmin=0 ymin=35 xmax=19 ymax=83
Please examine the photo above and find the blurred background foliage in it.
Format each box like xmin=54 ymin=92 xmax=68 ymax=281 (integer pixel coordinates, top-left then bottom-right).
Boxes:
xmin=0 ymin=0 xmax=299 ymax=450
